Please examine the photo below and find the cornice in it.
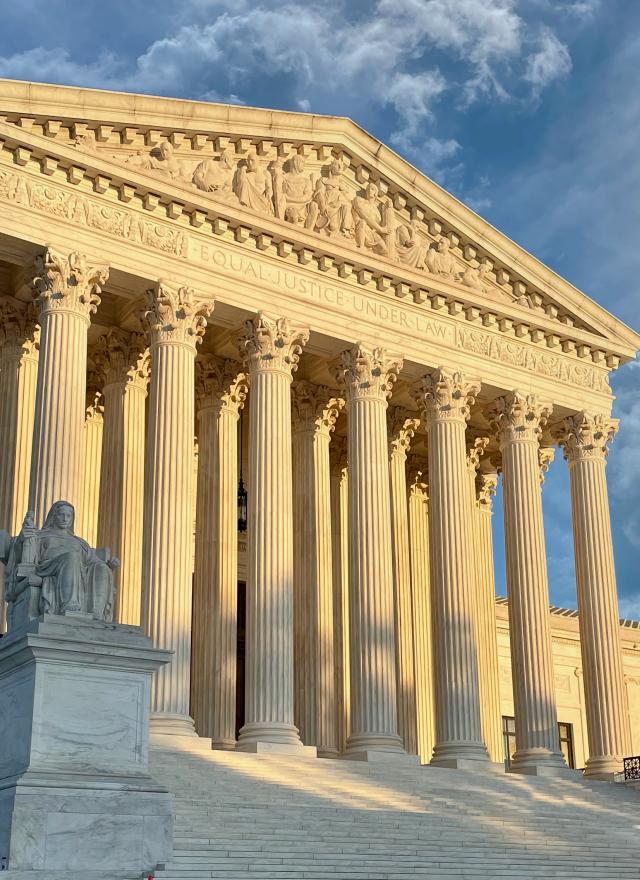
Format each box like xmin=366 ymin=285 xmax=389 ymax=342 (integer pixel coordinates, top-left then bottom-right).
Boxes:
xmin=0 ymin=80 xmax=637 ymax=359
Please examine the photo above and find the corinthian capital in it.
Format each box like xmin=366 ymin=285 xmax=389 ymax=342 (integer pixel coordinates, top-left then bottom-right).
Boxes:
xmin=389 ymin=407 xmax=420 ymax=457
xmin=331 ymin=344 xmax=403 ymax=403
xmin=239 ymin=312 xmax=309 ymax=376
xmin=195 ymin=355 xmax=247 ymax=414
xmin=476 ymin=465 xmax=498 ymax=510
xmin=467 ymin=435 xmax=490 ymax=474
xmin=0 ymin=297 xmax=39 ymax=357
xmin=30 ymin=248 xmax=109 ymax=319
xmin=93 ymin=328 xmax=149 ymax=389
xmin=413 ymin=368 xmax=479 ymax=425
xmin=142 ymin=281 xmax=213 ymax=348
xmin=292 ymin=380 xmax=344 ymax=436
xmin=407 ymin=455 xmax=428 ymax=498
xmin=488 ymin=391 xmax=551 ymax=445
xmin=556 ymin=411 xmax=618 ymax=464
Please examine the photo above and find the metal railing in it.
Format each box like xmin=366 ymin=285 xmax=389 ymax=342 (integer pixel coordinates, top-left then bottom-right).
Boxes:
xmin=623 ymin=756 xmax=640 ymax=781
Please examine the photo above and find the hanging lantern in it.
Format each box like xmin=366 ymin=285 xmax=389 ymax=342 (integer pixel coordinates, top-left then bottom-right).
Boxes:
xmin=237 ymin=407 xmax=248 ymax=533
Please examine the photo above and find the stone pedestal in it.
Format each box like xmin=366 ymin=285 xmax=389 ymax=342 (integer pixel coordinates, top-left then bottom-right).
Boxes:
xmin=0 ymin=614 xmax=173 ymax=877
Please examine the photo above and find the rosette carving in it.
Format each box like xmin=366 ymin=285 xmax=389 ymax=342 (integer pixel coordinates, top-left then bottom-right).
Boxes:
xmin=413 ymin=368 xmax=479 ymax=424
xmin=195 ymin=355 xmax=247 ymax=414
xmin=331 ymin=344 xmax=402 ymax=403
xmin=239 ymin=311 xmax=309 ymax=376
xmin=488 ymin=391 xmax=551 ymax=445
xmin=556 ymin=411 xmax=618 ymax=464
xmin=141 ymin=280 xmax=212 ymax=348
xmin=93 ymin=328 xmax=149 ymax=388
xmin=30 ymin=248 xmax=109 ymax=318
xmin=291 ymin=380 xmax=344 ymax=436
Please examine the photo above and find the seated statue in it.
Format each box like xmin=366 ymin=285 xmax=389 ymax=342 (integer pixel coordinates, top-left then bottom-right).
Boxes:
xmin=0 ymin=501 xmax=119 ymax=630
xmin=192 ymin=148 xmax=239 ymax=204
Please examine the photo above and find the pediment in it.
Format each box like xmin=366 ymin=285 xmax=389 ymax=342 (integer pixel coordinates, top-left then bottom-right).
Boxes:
xmin=0 ymin=78 xmax=638 ymax=365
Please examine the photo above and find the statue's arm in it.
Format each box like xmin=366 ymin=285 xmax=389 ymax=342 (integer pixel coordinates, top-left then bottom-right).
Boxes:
xmin=0 ymin=530 xmax=12 ymax=565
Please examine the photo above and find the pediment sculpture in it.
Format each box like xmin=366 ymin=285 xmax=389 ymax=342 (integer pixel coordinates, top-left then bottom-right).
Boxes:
xmin=101 ymin=138 xmax=523 ymax=302
xmin=0 ymin=500 xmax=119 ymax=631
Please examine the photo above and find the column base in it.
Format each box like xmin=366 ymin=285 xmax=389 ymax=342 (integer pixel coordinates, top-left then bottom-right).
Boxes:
xmin=430 ymin=757 xmax=505 ymax=773
xmin=430 ymin=740 xmax=490 ymax=767
xmin=510 ymin=747 xmax=570 ymax=777
xmin=317 ymin=747 xmax=341 ymax=759
xmin=211 ymin=737 xmax=237 ymax=751
xmin=583 ymin=754 xmax=624 ymax=780
xmin=150 ymin=712 xmax=198 ymax=737
xmin=344 ymin=733 xmax=407 ymax=761
xmin=237 ymin=722 xmax=315 ymax=756
xmin=342 ymin=750 xmax=420 ymax=764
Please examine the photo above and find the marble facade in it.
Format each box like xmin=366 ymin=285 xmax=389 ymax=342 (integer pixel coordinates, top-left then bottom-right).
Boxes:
xmin=0 ymin=77 xmax=639 ymax=804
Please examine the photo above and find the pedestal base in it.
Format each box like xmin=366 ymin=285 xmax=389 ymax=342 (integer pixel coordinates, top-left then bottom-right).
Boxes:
xmin=236 ymin=741 xmax=317 ymax=757
xmin=430 ymin=740 xmax=491 ymax=767
xmin=211 ymin=738 xmax=237 ymax=751
xmin=0 ymin=614 xmax=173 ymax=876
xmin=151 ymin=712 xmax=197 ymax=737
xmin=430 ymin=758 xmax=505 ymax=773
xmin=237 ymin=721 xmax=311 ymax=756
xmin=510 ymin=748 xmax=569 ymax=777
xmin=342 ymin=750 xmax=420 ymax=764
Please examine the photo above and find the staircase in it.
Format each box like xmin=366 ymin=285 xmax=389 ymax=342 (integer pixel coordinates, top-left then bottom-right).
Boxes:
xmin=149 ymin=738 xmax=640 ymax=880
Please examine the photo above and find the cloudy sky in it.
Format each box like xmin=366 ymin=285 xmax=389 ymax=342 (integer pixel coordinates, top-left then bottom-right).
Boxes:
xmin=1 ymin=0 xmax=638 ymax=615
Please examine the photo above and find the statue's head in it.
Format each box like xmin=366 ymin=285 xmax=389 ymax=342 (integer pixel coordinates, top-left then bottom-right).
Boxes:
xmin=437 ymin=237 xmax=450 ymax=253
xmin=290 ymin=154 xmax=305 ymax=174
xmin=159 ymin=141 xmax=173 ymax=160
xmin=44 ymin=501 xmax=75 ymax=533
xmin=365 ymin=182 xmax=379 ymax=200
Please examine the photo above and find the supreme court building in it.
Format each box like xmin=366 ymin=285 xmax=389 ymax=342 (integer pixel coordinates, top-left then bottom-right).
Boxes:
xmin=1 ymin=78 xmax=639 ymax=789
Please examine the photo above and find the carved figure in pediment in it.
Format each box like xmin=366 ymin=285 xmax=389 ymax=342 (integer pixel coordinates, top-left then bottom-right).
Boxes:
xmin=126 ymin=141 xmax=188 ymax=183
xmin=0 ymin=501 xmax=119 ymax=631
xmin=192 ymin=148 xmax=238 ymax=204
xmin=460 ymin=258 xmax=491 ymax=292
xmin=352 ymin=183 xmax=396 ymax=258
xmin=72 ymin=131 xmax=98 ymax=153
xmin=312 ymin=156 xmax=354 ymax=237
xmin=235 ymin=151 xmax=274 ymax=215
xmin=271 ymin=154 xmax=319 ymax=228
xmin=396 ymin=218 xmax=429 ymax=270
xmin=426 ymin=236 xmax=459 ymax=279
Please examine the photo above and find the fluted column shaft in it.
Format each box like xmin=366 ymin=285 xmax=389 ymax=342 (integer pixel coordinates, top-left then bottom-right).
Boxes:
xmin=389 ymin=413 xmax=420 ymax=755
xmin=333 ymin=345 xmax=404 ymax=757
xmin=191 ymin=358 xmax=246 ymax=746
xmin=407 ymin=462 xmax=434 ymax=764
xmin=416 ymin=370 xmax=488 ymax=765
xmin=80 ymin=391 xmax=103 ymax=547
xmin=293 ymin=383 xmax=342 ymax=755
xmin=474 ymin=467 xmax=504 ymax=763
xmin=28 ymin=250 xmax=108 ymax=524
xmin=559 ymin=413 xmax=631 ymax=777
xmin=141 ymin=282 xmax=212 ymax=734
xmin=95 ymin=330 xmax=149 ymax=625
xmin=490 ymin=392 xmax=564 ymax=772
xmin=237 ymin=313 xmax=309 ymax=751
xmin=0 ymin=299 xmax=39 ymax=631
xmin=331 ymin=439 xmax=350 ymax=753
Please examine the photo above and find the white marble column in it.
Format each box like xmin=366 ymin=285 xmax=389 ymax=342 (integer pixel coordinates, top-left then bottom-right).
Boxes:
xmin=95 ymin=329 xmax=149 ymax=625
xmin=489 ymin=391 xmax=565 ymax=774
xmin=558 ymin=412 xmax=632 ymax=777
xmin=191 ymin=356 xmax=247 ymax=747
xmin=414 ymin=369 xmax=489 ymax=767
xmin=407 ymin=458 xmax=435 ymax=764
xmin=28 ymin=249 xmax=109 ymax=524
xmin=237 ymin=312 xmax=311 ymax=753
xmin=0 ymin=298 xmax=39 ymax=631
xmin=141 ymin=281 xmax=212 ymax=736
xmin=474 ymin=461 xmax=504 ymax=764
xmin=80 ymin=380 xmax=103 ymax=548
xmin=330 ymin=436 xmax=350 ymax=754
xmin=332 ymin=344 xmax=405 ymax=759
xmin=292 ymin=381 xmax=344 ymax=756
xmin=389 ymin=409 xmax=420 ymax=755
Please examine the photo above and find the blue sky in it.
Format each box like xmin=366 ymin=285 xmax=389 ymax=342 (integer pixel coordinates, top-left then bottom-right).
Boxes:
xmin=1 ymin=0 xmax=638 ymax=615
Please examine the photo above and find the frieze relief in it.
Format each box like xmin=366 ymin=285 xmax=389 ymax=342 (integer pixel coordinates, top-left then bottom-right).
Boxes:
xmin=0 ymin=157 xmax=612 ymax=396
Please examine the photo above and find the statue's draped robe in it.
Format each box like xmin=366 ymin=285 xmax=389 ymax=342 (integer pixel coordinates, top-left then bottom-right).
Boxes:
xmin=37 ymin=529 xmax=113 ymax=617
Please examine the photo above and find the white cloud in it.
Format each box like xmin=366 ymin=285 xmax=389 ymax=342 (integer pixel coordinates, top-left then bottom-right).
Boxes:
xmin=618 ymin=595 xmax=640 ymax=622
xmin=566 ymin=0 xmax=600 ymax=19
xmin=524 ymin=27 xmax=572 ymax=95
